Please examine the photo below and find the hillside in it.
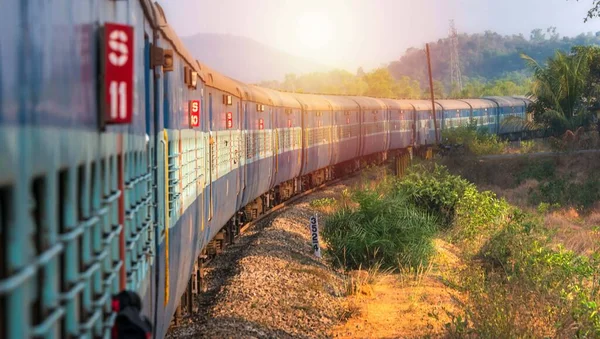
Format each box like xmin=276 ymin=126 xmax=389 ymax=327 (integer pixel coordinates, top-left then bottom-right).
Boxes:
xmin=182 ymin=33 xmax=330 ymax=83
xmin=389 ymin=29 xmax=600 ymax=88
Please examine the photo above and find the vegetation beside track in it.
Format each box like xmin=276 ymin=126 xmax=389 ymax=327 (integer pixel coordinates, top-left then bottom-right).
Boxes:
xmin=321 ymin=158 xmax=600 ymax=338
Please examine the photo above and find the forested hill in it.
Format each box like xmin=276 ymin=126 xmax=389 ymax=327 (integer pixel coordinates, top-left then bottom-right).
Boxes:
xmin=182 ymin=33 xmax=330 ymax=83
xmin=390 ymin=29 xmax=600 ymax=88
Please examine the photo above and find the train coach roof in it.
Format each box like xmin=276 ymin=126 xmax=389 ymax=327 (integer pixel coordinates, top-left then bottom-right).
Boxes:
xmin=290 ymin=93 xmax=333 ymax=111
xmin=404 ymin=100 xmax=442 ymax=111
xmin=322 ymin=95 xmax=360 ymax=111
xmin=347 ymin=96 xmax=387 ymax=110
xmin=378 ymin=99 xmax=415 ymax=110
xmin=436 ymin=100 xmax=473 ymax=110
xmin=252 ymin=86 xmax=302 ymax=109
xmin=458 ymin=99 xmax=497 ymax=109
xmin=244 ymin=85 xmax=275 ymax=105
xmin=483 ymin=96 xmax=525 ymax=107
xmin=195 ymin=61 xmax=244 ymax=97
xmin=512 ymin=96 xmax=535 ymax=105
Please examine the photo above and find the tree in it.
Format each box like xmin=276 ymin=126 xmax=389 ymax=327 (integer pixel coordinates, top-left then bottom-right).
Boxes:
xmin=573 ymin=0 xmax=600 ymax=22
xmin=363 ymin=68 xmax=396 ymax=98
xmin=395 ymin=76 xmax=422 ymax=99
xmin=422 ymin=80 xmax=446 ymax=99
xmin=572 ymin=45 xmax=600 ymax=110
xmin=547 ymin=26 xmax=560 ymax=41
xmin=521 ymin=50 xmax=592 ymax=134
xmin=530 ymin=28 xmax=546 ymax=42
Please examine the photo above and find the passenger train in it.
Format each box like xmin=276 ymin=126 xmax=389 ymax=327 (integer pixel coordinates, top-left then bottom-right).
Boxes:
xmin=0 ymin=1 xmax=530 ymax=338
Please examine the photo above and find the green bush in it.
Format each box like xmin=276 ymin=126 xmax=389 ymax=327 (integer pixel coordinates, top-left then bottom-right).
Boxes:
xmin=451 ymin=186 xmax=510 ymax=243
xmin=514 ymin=159 xmax=556 ymax=184
xmin=398 ymin=163 xmax=472 ymax=225
xmin=520 ymin=140 xmax=536 ymax=153
xmin=322 ymin=179 xmax=439 ymax=270
xmin=529 ymin=176 xmax=600 ymax=209
xmin=450 ymin=209 xmax=600 ymax=337
xmin=442 ymin=120 xmax=508 ymax=156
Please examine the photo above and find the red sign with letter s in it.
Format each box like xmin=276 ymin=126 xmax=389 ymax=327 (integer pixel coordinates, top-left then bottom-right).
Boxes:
xmin=226 ymin=112 xmax=233 ymax=129
xmin=104 ymin=23 xmax=134 ymax=124
xmin=190 ymin=100 xmax=201 ymax=127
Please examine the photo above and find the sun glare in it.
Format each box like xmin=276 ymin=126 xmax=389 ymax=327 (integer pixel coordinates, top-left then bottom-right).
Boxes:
xmin=295 ymin=12 xmax=333 ymax=50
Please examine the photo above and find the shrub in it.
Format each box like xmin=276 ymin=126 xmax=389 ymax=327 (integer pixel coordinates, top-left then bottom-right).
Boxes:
xmin=520 ymin=140 xmax=536 ymax=153
xmin=448 ymin=209 xmax=600 ymax=337
xmin=442 ymin=120 xmax=508 ymax=156
xmin=514 ymin=159 xmax=556 ymax=184
xmin=322 ymin=179 xmax=439 ymax=270
xmin=398 ymin=163 xmax=472 ymax=225
xmin=529 ymin=176 xmax=600 ymax=209
xmin=451 ymin=186 xmax=510 ymax=244
xmin=468 ymin=134 xmax=509 ymax=156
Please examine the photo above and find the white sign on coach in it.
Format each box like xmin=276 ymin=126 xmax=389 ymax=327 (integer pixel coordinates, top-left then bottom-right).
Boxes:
xmin=309 ymin=215 xmax=321 ymax=258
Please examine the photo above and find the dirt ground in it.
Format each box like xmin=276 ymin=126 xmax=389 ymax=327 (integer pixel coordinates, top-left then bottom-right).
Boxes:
xmin=330 ymin=240 xmax=465 ymax=339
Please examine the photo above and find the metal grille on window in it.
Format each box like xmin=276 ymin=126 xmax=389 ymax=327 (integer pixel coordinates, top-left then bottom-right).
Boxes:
xmin=195 ymin=132 xmax=206 ymax=190
xmin=217 ymin=136 xmax=230 ymax=177
xmin=181 ymin=136 xmax=196 ymax=211
xmin=168 ymin=139 xmax=181 ymax=223
xmin=123 ymin=148 xmax=154 ymax=292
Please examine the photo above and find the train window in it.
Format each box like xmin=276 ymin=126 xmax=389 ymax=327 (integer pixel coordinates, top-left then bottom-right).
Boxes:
xmin=191 ymin=71 xmax=198 ymax=89
xmin=184 ymin=66 xmax=190 ymax=85
xmin=223 ymin=95 xmax=232 ymax=105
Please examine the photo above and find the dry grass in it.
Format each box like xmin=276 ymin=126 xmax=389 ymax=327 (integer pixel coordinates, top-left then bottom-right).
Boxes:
xmin=331 ymin=239 xmax=464 ymax=339
xmin=546 ymin=206 xmax=600 ymax=256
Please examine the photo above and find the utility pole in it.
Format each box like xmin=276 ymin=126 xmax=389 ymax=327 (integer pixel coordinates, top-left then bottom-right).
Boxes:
xmin=425 ymin=43 xmax=439 ymax=144
xmin=449 ymin=20 xmax=463 ymax=92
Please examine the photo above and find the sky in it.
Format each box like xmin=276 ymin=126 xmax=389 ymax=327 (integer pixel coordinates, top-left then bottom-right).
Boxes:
xmin=158 ymin=0 xmax=600 ymax=71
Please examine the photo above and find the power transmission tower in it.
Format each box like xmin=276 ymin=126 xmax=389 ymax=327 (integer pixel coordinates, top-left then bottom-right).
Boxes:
xmin=449 ymin=20 xmax=463 ymax=92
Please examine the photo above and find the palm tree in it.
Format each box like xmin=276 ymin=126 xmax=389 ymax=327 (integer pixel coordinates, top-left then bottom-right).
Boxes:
xmin=519 ymin=50 xmax=593 ymax=135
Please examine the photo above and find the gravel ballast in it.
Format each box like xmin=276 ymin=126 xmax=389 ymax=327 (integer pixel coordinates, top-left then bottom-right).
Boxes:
xmin=167 ymin=182 xmax=355 ymax=339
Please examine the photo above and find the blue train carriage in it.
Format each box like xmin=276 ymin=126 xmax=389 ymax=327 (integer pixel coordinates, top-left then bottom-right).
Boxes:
xmin=0 ymin=0 xmax=162 ymax=337
xmin=239 ymin=85 xmax=277 ymax=219
xmin=405 ymin=100 xmax=443 ymax=146
xmin=458 ymin=99 xmax=499 ymax=134
xmin=436 ymin=100 xmax=473 ymax=130
xmin=152 ymin=6 xmax=214 ymax=338
xmin=483 ymin=96 xmax=528 ymax=137
xmin=196 ymin=63 xmax=246 ymax=242
xmin=347 ymin=96 xmax=389 ymax=162
xmin=322 ymin=95 xmax=361 ymax=174
xmin=378 ymin=99 xmax=416 ymax=153
xmin=251 ymin=87 xmax=303 ymax=203
xmin=512 ymin=96 xmax=535 ymax=123
xmin=291 ymin=93 xmax=334 ymax=188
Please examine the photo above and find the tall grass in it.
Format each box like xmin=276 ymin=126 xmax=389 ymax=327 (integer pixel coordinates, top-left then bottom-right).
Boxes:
xmin=515 ymin=160 xmax=600 ymax=209
xmin=322 ymin=178 xmax=439 ymax=270
xmin=450 ymin=209 xmax=600 ymax=337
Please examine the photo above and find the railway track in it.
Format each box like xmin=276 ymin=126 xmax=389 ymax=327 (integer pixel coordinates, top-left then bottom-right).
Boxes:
xmin=167 ymin=166 xmax=366 ymax=330
xmin=166 ymin=173 xmax=372 ymax=338
xmin=165 ymin=148 xmax=417 ymax=334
